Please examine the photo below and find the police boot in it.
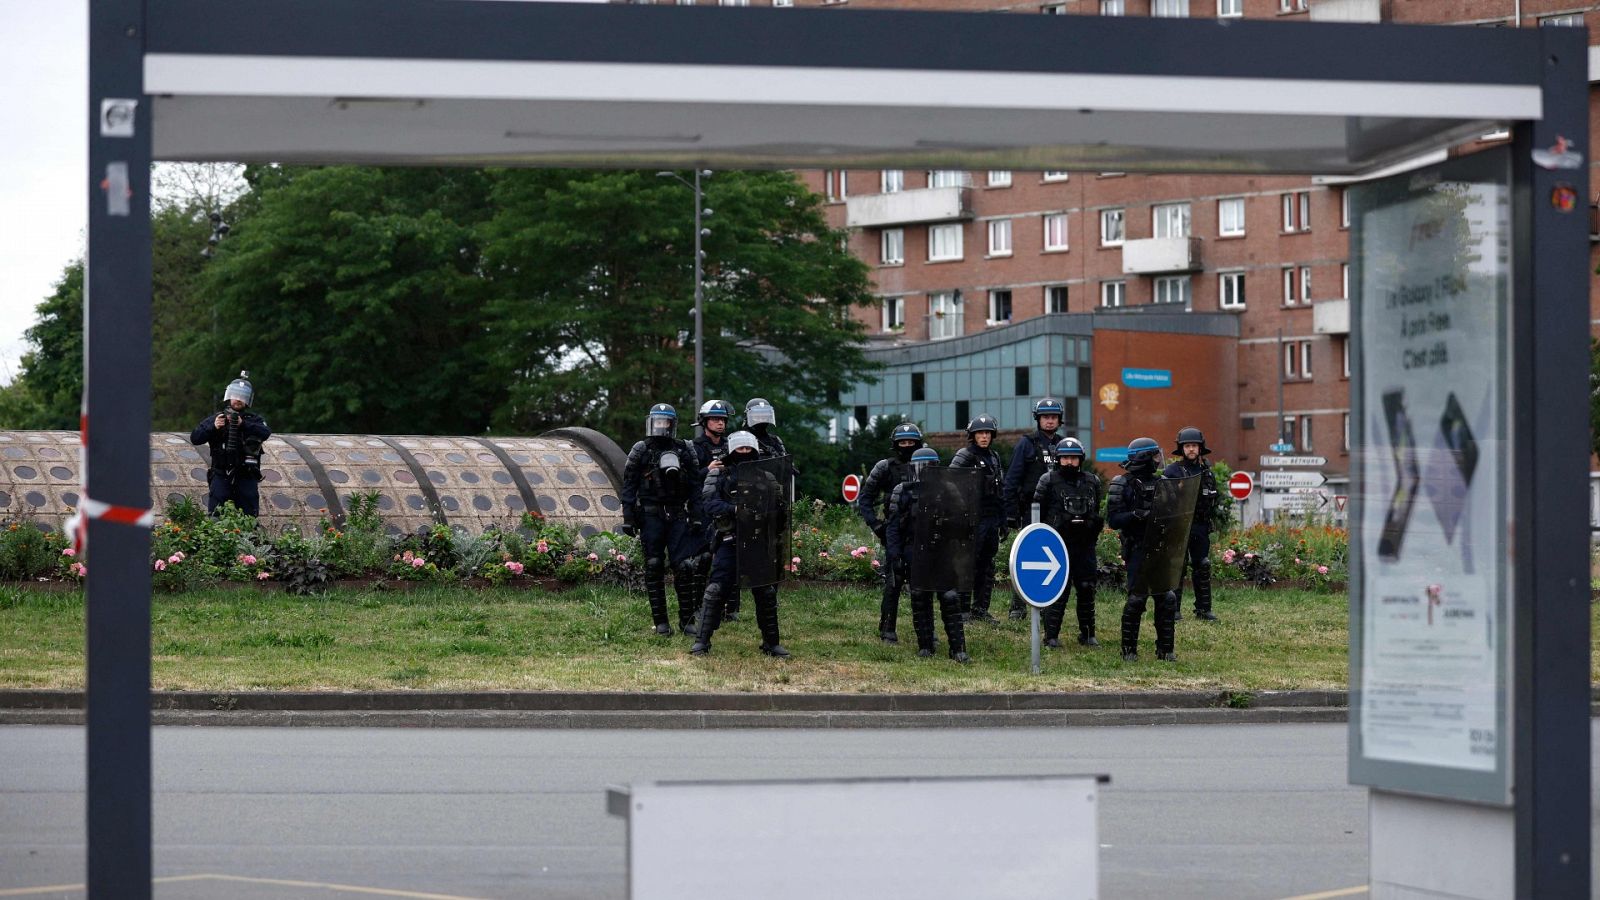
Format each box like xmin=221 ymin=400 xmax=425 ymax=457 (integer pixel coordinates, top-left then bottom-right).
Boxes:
xmin=970 ymin=577 xmax=998 ymax=623
xmin=673 ymin=563 xmax=700 ymax=635
xmin=689 ymin=583 xmax=726 ymax=656
xmin=754 ymin=588 xmax=790 ymax=658
xmin=724 ymin=589 xmax=742 ymax=622
xmin=940 ymin=593 xmax=970 ymax=663
xmin=1008 ymin=595 xmax=1027 ymax=620
xmin=1120 ymin=594 xmax=1147 ymax=660
xmin=1154 ymin=591 xmax=1179 ymax=662
xmin=912 ymin=591 xmax=937 ymax=655
xmin=1076 ymin=582 xmax=1099 ymax=647
xmin=879 ymin=567 xmax=903 ymax=643
xmin=1193 ymin=560 xmax=1219 ymax=621
xmin=645 ymin=557 xmax=672 ymax=635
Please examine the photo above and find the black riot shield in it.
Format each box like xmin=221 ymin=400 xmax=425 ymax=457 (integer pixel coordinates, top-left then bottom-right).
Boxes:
xmin=1128 ymin=473 xmax=1201 ymax=596
xmin=734 ymin=455 xmax=793 ymax=589
xmin=908 ymin=467 xmax=982 ymax=594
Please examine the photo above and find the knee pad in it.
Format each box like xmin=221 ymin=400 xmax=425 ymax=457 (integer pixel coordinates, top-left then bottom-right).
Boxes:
xmin=644 ymin=557 xmax=666 ymax=577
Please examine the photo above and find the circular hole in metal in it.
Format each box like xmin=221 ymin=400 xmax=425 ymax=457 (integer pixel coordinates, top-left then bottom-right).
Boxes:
xmin=476 ymin=453 xmax=497 ymax=464
xmin=37 ymin=447 xmax=63 ymax=459
xmin=48 ymin=467 xmax=72 ymax=480
xmin=525 ymin=470 xmax=545 ymax=485
xmin=24 ymin=491 xmax=47 ymax=507
xmin=328 ymin=470 xmax=350 ymax=484
xmin=349 ymin=451 xmax=369 ymax=463
xmin=272 ymin=494 xmax=294 ymax=510
xmin=64 ymin=492 xmax=79 ymax=507
xmin=406 ymin=495 xmax=426 ymax=510
xmin=294 ymin=469 xmax=315 ymax=483
xmin=314 ymin=451 xmax=336 ymax=463
xmin=377 ymin=495 xmax=394 ymax=510
xmin=190 ymin=468 xmax=207 ymax=482
xmin=491 ymin=472 xmax=512 ymax=485
xmin=263 ymin=469 xmax=283 ymax=483
xmin=472 ymin=495 xmax=493 ymax=511
xmin=542 ymin=453 xmax=563 ymax=465
xmin=580 ymin=524 xmax=598 ymax=538
xmin=587 ymin=471 xmax=609 ymax=485
xmin=412 ymin=452 xmax=435 ymax=464
xmin=13 ymin=466 xmax=37 ymax=479
xmin=306 ymin=493 xmax=326 ymax=509
xmin=506 ymin=495 xmax=525 ymax=511
xmin=574 ymin=453 xmax=594 ymax=464
xmin=600 ymin=494 xmax=621 ymax=511
xmin=557 ymin=469 xmax=578 ymax=484
xmin=2 ymin=448 xmax=25 ymax=459
xmin=394 ymin=470 xmax=415 ymax=484
xmin=446 ymin=453 xmax=468 ymax=464
xmin=460 ymin=471 xmax=480 ymax=484
xmin=537 ymin=495 xmax=557 ymax=513
xmin=361 ymin=470 xmax=382 ymax=484
xmin=511 ymin=453 xmax=531 ymax=464
xmin=441 ymin=496 xmax=460 ymax=512
xmin=156 ymin=468 xmax=177 ymax=482
xmin=381 ymin=452 xmax=402 ymax=462
xmin=428 ymin=471 xmax=447 ymax=485
xmin=568 ymin=495 xmax=590 ymax=511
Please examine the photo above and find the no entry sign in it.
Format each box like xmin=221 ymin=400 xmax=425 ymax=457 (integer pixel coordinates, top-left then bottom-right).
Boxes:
xmin=1228 ymin=471 xmax=1254 ymax=501
xmin=842 ymin=473 xmax=862 ymax=504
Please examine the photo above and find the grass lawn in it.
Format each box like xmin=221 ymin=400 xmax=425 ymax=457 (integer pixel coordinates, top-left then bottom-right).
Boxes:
xmin=0 ymin=581 xmax=1372 ymax=693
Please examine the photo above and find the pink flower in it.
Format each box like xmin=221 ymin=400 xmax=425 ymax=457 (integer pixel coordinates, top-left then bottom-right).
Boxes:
xmin=616 ymin=554 xmax=627 ymax=563
xmin=402 ymin=550 xmax=415 ymax=562
xmin=819 ymin=551 xmax=829 ymax=558
xmin=69 ymin=562 xmax=86 ymax=577
xmin=166 ymin=554 xmax=183 ymax=565
xmin=871 ymin=559 xmax=881 ymax=568
xmin=536 ymin=540 xmax=550 ymax=554
xmin=587 ymin=552 xmax=599 ymax=562
xmin=786 ymin=563 xmax=798 ymax=573
xmin=61 ymin=547 xmax=76 ymax=557
xmin=411 ymin=557 xmax=426 ymax=568
xmin=506 ymin=561 xmax=525 ymax=575
xmin=1317 ymin=565 xmax=1329 ymax=575
xmin=1222 ymin=549 xmax=1236 ymax=563
xmin=153 ymin=559 xmax=166 ymax=571
xmin=1294 ymin=557 xmax=1302 ymax=565
xmin=1243 ymin=552 xmax=1256 ymax=560
xmin=256 ymin=571 xmax=271 ymax=581
xmin=238 ymin=554 xmax=257 ymax=566
xmin=791 ymin=556 xmax=801 ymax=565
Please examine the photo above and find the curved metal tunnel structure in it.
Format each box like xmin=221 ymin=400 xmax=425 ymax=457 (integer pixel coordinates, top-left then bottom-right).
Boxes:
xmin=0 ymin=428 xmax=628 ymax=538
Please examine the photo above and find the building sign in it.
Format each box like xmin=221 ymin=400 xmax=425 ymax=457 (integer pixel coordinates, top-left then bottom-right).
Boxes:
xmin=1098 ymin=384 xmax=1120 ymax=410
xmin=1120 ymin=368 xmax=1172 ymax=389
xmin=1349 ymin=150 xmax=1512 ymax=805
xmin=1094 ymin=447 xmax=1129 ymax=463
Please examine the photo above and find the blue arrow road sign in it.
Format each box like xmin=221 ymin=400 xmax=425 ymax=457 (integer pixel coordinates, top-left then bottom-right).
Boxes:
xmin=1009 ymin=523 xmax=1070 ymax=608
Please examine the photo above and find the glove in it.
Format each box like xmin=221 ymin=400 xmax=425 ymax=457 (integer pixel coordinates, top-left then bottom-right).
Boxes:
xmin=616 ymin=523 xmax=637 ymax=537
xmin=872 ymin=525 xmax=887 ymax=543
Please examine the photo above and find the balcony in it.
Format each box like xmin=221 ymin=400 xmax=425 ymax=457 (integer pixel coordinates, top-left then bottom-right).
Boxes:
xmin=1120 ymin=237 xmax=1202 ymax=275
xmin=845 ymin=187 xmax=972 ymax=229
xmin=1313 ymin=298 xmax=1350 ymax=335
xmin=1309 ymin=0 xmax=1382 ymax=22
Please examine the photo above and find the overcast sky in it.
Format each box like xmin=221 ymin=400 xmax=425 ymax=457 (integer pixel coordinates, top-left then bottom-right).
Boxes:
xmin=0 ymin=1 xmax=87 ymax=384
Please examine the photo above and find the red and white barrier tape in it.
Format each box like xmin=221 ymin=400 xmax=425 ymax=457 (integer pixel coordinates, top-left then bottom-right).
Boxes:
xmin=67 ymin=411 xmax=155 ymax=556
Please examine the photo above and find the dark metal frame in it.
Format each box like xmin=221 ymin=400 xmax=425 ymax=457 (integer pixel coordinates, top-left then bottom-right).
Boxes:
xmin=84 ymin=2 xmax=1589 ymax=896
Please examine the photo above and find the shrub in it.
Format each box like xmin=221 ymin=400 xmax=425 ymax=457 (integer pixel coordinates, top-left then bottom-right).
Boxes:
xmin=0 ymin=519 xmax=69 ymax=580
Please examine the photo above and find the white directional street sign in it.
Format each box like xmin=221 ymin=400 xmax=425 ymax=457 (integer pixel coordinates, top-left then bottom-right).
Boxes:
xmin=1262 ymin=491 xmax=1331 ymax=511
xmin=1260 ymin=470 xmax=1328 ymax=489
xmin=1259 ymin=455 xmax=1327 ymax=467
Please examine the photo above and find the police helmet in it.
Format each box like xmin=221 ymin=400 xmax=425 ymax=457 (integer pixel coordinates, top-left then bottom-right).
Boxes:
xmin=1056 ymin=437 xmax=1086 ymax=459
xmin=727 ymin=430 xmax=760 ymax=456
xmin=890 ymin=422 xmax=924 ymax=447
xmin=645 ymin=403 xmax=677 ymax=438
xmin=697 ymin=399 xmax=734 ymax=427
xmin=1032 ymin=397 xmax=1065 ymax=422
xmin=1124 ymin=436 xmax=1163 ymax=469
xmin=1173 ymin=426 xmax=1212 ymax=456
xmin=744 ymin=398 xmax=776 ymax=428
xmin=910 ymin=447 xmax=940 ymax=472
xmin=965 ymin=415 xmax=998 ymax=437
xmin=222 ymin=371 xmax=254 ymax=408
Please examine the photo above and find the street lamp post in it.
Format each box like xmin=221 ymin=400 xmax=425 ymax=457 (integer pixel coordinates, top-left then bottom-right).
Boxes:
xmin=657 ymin=169 xmax=711 ymax=420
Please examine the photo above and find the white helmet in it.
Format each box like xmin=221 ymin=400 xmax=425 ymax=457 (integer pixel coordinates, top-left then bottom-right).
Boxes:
xmin=727 ymin=431 xmax=760 ymax=455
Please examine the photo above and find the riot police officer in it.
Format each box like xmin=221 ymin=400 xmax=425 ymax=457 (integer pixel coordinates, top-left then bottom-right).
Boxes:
xmin=1107 ymin=437 xmax=1178 ymax=662
xmin=689 ymin=431 xmax=791 ymax=658
xmin=1002 ymin=397 xmax=1066 ymax=618
xmin=1032 ymin=438 xmax=1105 ymax=647
xmin=859 ymin=421 xmax=924 ymax=643
xmin=743 ymin=398 xmax=788 ymax=459
xmin=685 ymin=399 xmax=736 ymax=628
xmin=949 ymin=415 xmax=1005 ymax=623
xmin=620 ymin=403 xmax=705 ymax=636
xmin=189 ymin=371 xmax=270 ymax=517
xmin=885 ymin=448 xmax=971 ymax=663
xmin=1163 ymin=427 xmax=1220 ymax=622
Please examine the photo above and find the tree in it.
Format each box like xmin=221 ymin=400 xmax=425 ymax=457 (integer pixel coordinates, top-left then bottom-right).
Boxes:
xmin=0 ymin=262 xmax=84 ymax=430
xmin=198 ymin=166 xmax=503 ymax=434
xmin=479 ymin=170 xmax=877 ymax=444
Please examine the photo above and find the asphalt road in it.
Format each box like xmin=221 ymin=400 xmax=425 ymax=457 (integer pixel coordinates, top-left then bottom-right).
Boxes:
xmin=0 ymin=721 xmax=1543 ymax=899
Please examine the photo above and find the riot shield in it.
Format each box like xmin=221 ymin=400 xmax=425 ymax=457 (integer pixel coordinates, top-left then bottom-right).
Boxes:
xmin=1128 ymin=473 xmax=1201 ymax=596
xmin=734 ymin=455 xmax=792 ymax=589
xmin=908 ymin=467 xmax=981 ymax=593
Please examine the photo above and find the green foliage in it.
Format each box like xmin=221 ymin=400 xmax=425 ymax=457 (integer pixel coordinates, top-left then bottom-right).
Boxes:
xmin=1208 ymin=459 xmax=1237 ymax=534
xmin=1216 ymin=523 xmax=1348 ymax=587
xmin=0 ymin=263 xmax=83 ymax=429
xmin=1591 ymin=338 xmax=1600 ymax=459
xmin=0 ymin=520 xmax=70 ymax=580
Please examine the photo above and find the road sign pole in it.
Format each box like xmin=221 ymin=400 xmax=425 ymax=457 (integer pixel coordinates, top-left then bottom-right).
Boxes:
xmin=1030 ymin=607 xmax=1041 ymax=676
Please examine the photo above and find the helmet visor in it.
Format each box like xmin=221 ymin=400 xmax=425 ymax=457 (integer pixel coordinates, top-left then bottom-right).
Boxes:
xmin=223 ymin=382 xmax=253 ymax=407
xmin=646 ymin=414 xmax=675 ymax=437
xmin=746 ymin=406 xmax=776 ymax=427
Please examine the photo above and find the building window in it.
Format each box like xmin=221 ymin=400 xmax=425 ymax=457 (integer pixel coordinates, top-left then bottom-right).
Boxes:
xmin=1042 ymin=3 xmax=1067 ymax=12
xmin=1100 ymin=0 xmax=1124 ymax=13
xmin=882 ymin=170 xmax=904 ymax=193
xmin=720 ymin=0 xmax=750 ymax=6
xmin=1100 ymin=208 xmax=1125 ymax=246
xmin=929 ymin=291 xmax=964 ymax=339
xmin=928 ymin=170 xmax=966 ymax=188
xmin=1101 ymin=280 xmax=1126 ymax=308
xmin=988 ymin=219 xmax=1013 ymax=257
xmin=1152 ymin=0 xmax=1188 ymax=16
xmin=1015 ymin=366 xmax=1031 ymax=396
xmin=956 ymin=400 xmax=970 ymax=429
xmin=1044 ymin=213 xmax=1069 ymax=251
xmin=1283 ymin=341 xmax=1313 ymax=378
xmin=772 ymin=0 xmax=793 ymax=6
xmin=1342 ymin=413 xmax=1350 ymax=451
xmin=1046 ymin=285 xmax=1069 ymax=314
xmin=1154 ymin=275 xmax=1191 ymax=307
xmin=881 ymin=296 xmax=905 ymax=331
xmin=1152 ymin=202 xmax=1191 ymax=238
xmin=1279 ymin=0 xmax=1307 ymax=10
xmin=1281 ymin=415 xmax=1297 ymax=446
xmin=1043 ymin=171 xmax=1070 ymax=182
xmin=987 ymin=170 xmax=1012 ymax=187
xmin=826 ymin=170 xmax=847 ymax=201
xmin=911 ymin=371 xmax=925 ymax=402
xmin=1339 ymin=189 xmax=1350 ymax=228
xmin=1301 ymin=340 xmax=1312 ymax=377
xmin=929 ymin=224 xmax=963 ymax=261
xmin=881 ymin=228 xmax=904 ymax=265
xmin=854 ymin=405 xmax=869 ymax=429
xmin=1341 ymin=337 xmax=1350 ymax=377
xmin=1282 ymin=191 xmax=1311 ymax=232
xmin=1341 ymin=263 xmax=1349 ymax=299
xmin=1282 ymin=266 xmax=1299 ymax=305
xmin=1541 ymin=13 xmax=1583 ymax=26
xmin=1301 ymin=415 xmax=1314 ymax=452
xmin=1219 ymin=271 xmax=1245 ymax=310
xmin=1300 ymin=266 xmax=1312 ymax=301
xmin=1217 ymin=0 xmax=1241 ymax=16
xmin=1218 ymin=197 xmax=1245 ymax=236
xmin=988 ymin=289 xmax=1013 ymax=325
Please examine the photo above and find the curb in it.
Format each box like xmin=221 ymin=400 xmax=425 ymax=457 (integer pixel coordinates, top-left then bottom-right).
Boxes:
xmin=0 ymin=706 xmax=1352 ymax=729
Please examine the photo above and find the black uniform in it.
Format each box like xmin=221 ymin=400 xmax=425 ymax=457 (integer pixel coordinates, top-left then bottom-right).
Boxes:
xmin=1163 ymin=458 xmax=1218 ymax=619
xmin=1106 ymin=465 xmax=1177 ymax=659
xmin=690 ymin=458 xmax=787 ymax=656
xmin=1002 ymin=428 xmax=1061 ymax=615
xmin=949 ymin=442 xmax=1005 ymax=620
xmin=1033 ymin=466 xmax=1105 ymax=644
xmin=885 ymin=480 xmax=968 ymax=659
xmin=189 ymin=409 xmax=270 ymax=516
xmin=859 ymin=454 xmax=916 ymax=637
xmin=621 ymin=436 xmax=706 ymax=633
xmin=684 ymin=432 xmax=730 ymax=626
